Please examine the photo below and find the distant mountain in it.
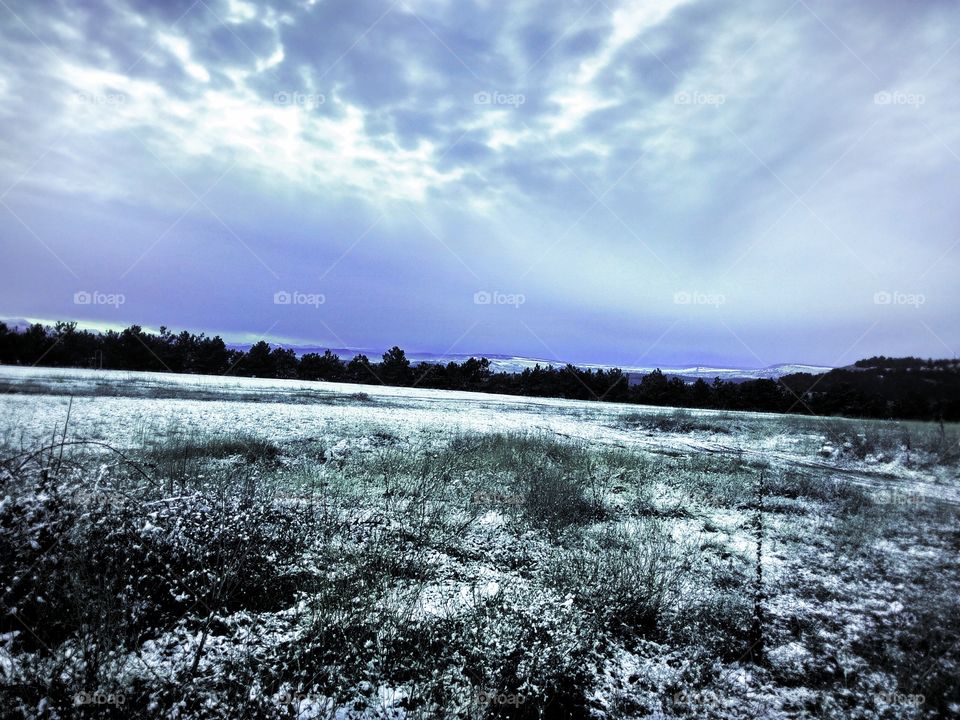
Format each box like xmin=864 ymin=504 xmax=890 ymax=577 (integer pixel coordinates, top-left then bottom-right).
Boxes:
xmin=626 ymin=363 xmax=833 ymax=384
xmin=4 ymin=322 xmax=830 ymax=382
xmin=225 ymin=342 xmax=831 ymax=383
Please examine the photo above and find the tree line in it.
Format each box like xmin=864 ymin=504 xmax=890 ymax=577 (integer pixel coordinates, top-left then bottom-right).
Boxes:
xmin=1 ymin=322 xmax=957 ymax=420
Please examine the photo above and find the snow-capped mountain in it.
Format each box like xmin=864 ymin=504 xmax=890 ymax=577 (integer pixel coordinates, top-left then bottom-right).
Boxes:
xmin=228 ymin=343 xmax=831 ymax=383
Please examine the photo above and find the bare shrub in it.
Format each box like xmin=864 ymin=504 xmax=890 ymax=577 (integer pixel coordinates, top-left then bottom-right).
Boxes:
xmin=523 ymin=465 xmax=604 ymax=529
xmin=620 ymin=408 xmax=732 ymax=434
xmin=544 ymin=522 xmax=686 ymax=638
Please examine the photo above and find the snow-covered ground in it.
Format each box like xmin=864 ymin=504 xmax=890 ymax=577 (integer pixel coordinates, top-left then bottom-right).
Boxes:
xmin=1 ymin=366 xmax=958 ymax=719
xmin=1 ymin=365 xmax=955 ymax=504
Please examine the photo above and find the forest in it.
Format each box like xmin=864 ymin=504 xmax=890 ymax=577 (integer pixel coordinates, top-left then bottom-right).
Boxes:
xmin=1 ymin=321 xmax=957 ymax=420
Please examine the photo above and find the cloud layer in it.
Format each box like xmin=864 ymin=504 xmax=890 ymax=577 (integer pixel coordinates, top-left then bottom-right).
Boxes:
xmin=1 ymin=0 xmax=959 ymax=366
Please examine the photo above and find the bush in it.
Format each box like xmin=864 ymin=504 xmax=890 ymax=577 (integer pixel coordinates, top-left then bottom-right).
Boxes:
xmin=851 ymin=584 xmax=960 ymax=717
xmin=139 ymin=432 xmax=282 ymax=492
xmin=280 ymin=582 xmax=600 ymax=718
xmin=523 ymin=466 xmax=604 ymax=529
xmin=0 ymin=466 xmax=316 ymax=716
xmin=766 ymin=469 xmax=841 ymax=502
xmin=544 ymin=523 xmax=686 ymax=639
xmin=621 ymin=409 xmax=732 ymax=434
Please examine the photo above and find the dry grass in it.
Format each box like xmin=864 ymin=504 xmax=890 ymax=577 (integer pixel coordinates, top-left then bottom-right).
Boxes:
xmin=1 ymin=420 xmax=957 ymax=719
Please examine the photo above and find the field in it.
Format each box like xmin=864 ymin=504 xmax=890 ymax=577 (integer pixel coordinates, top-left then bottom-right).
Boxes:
xmin=1 ymin=366 xmax=958 ymax=719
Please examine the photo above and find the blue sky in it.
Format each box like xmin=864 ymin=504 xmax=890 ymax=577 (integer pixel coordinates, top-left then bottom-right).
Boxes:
xmin=1 ymin=0 xmax=958 ymax=368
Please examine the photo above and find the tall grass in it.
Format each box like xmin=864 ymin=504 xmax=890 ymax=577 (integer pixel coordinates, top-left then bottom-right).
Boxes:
xmin=2 ymin=419 xmax=957 ymax=718
xmin=783 ymin=415 xmax=960 ymax=467
xmin=544 ymin=522 xmax=688 ymax=638
xmin=619 ymin=408 xmax=734 ymax=434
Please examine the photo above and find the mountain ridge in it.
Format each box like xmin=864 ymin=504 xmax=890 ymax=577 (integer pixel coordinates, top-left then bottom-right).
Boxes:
xmin=224 ymin=342 xmax=832 ymax=383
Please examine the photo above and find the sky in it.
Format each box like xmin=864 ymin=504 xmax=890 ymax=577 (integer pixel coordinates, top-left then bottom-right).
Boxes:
xmin=1 ymin=0 xmax=959 ymax=369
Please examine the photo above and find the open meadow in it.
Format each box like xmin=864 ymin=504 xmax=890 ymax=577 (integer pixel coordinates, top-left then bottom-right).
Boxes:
xmin=1 ymin=366 xmax=958 ymax=719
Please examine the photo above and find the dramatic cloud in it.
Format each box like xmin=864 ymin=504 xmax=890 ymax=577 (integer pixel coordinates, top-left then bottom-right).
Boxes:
xmin=1 ymin=0 xmax=958 ymax=367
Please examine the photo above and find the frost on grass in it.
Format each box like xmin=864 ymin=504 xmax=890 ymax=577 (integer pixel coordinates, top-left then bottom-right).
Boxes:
xmin=0 ymin=368 xmax=958 ymax=718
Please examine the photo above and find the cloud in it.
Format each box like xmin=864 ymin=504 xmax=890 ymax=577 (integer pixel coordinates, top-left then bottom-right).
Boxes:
xmin=1 ymin=0 xmax=959 ymax=366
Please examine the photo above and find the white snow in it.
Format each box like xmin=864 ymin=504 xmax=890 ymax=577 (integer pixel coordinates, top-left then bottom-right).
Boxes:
xmin=2 ymin=365 xmax=954 ymax=506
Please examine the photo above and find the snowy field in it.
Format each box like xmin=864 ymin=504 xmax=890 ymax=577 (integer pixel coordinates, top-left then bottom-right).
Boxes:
xmin=2 ymin=366 xmax=957 ymax=506
xmin=1 ymin=366 xmax=958 ymax=718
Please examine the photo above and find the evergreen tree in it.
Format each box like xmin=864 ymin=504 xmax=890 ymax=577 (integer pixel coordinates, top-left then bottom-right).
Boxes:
xmin=243 ymin=341 xmax=274 ymax=377
xmin=380 ymin=346 xmax=413 ymax=385
xmin=347 ymin=354 xmax=376 ymax=384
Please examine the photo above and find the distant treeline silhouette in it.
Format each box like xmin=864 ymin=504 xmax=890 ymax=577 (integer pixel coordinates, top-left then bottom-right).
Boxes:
xmin=1 ymin=322 xmax=958 ymax=420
